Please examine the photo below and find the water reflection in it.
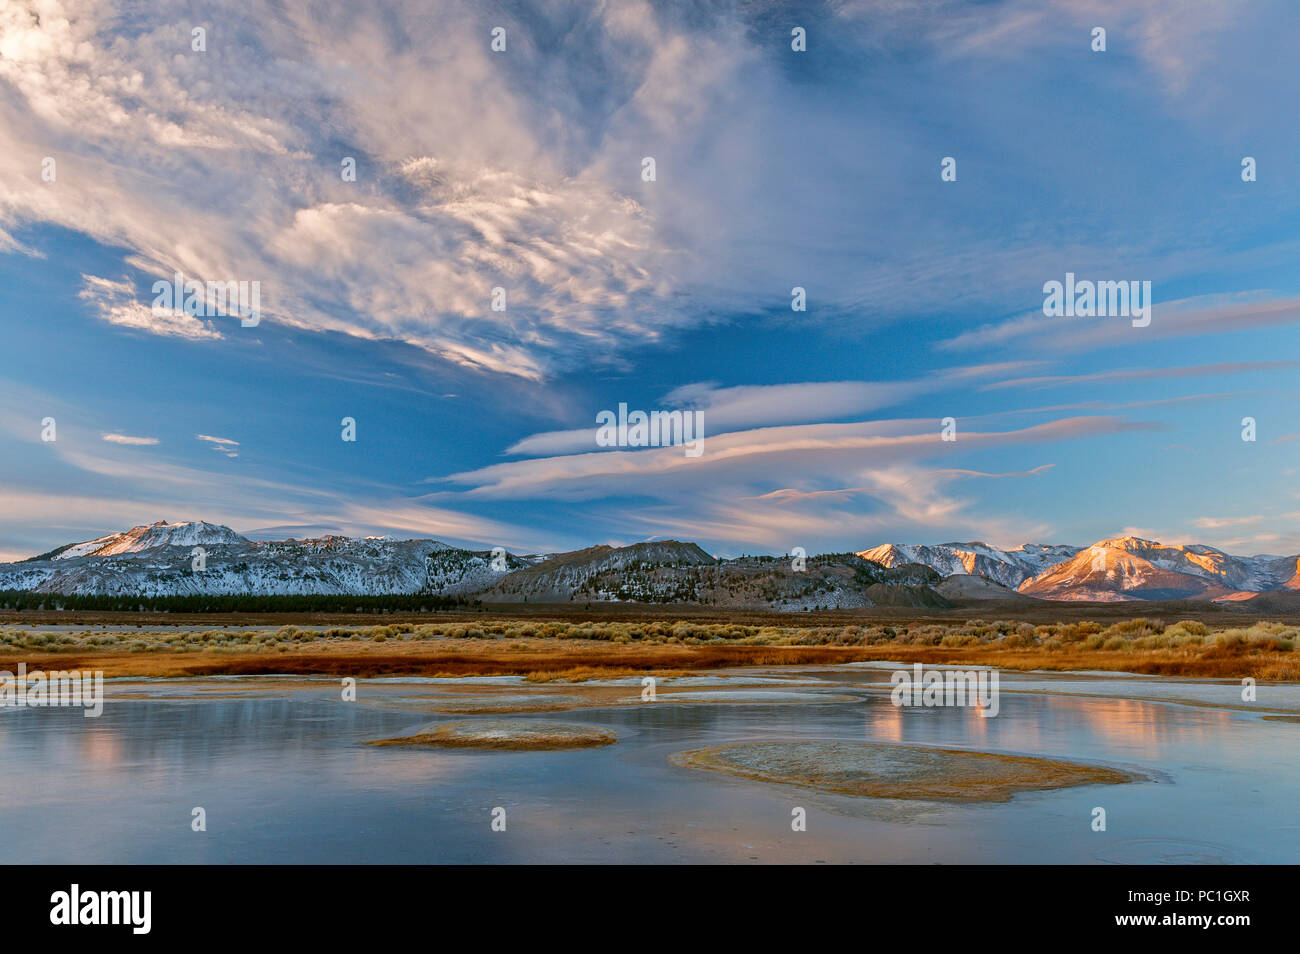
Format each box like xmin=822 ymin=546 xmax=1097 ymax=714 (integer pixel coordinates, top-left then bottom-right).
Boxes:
xmin=0 ymin=671 xmax=1296 ymax=864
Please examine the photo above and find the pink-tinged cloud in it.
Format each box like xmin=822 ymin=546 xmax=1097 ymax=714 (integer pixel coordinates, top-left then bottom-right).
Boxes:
xmin=941 ymin=293 xmax=1300 ymax=354
xmin=447 ymin=415 xmax=1153 ymax=500
xmin=983 ymin=360 xmax=1299 ymax=390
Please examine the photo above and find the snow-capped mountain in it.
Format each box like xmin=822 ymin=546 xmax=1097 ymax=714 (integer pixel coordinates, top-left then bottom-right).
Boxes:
xmin=0 ymin=523 xmax=949 ymax=610
xmin=1019 ymin=536 xmax=1300 ymax=602
xmin=861 ymin=535 xmax=1300 ymax=602
xmin=4 ymin=528 xmax=470 ymax=598
xmin=41 ymin=520 xmax=249 ymax=560
xmin=5 ymin=522 xmax=1298 ymax=606
xmin=857 ymin=542 xmax=1082 ymax=589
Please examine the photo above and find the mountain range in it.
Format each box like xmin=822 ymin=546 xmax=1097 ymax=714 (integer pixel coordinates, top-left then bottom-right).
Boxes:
xmin=1 ymin=520 xmax=1297 ymax=609
xmin=860 ymin=537 xmax=1300 ymax=603
xmin=0 ymin=521 xmax=945 ymax=611
xmin=858 ymin=542 xmax=1082 ymax=589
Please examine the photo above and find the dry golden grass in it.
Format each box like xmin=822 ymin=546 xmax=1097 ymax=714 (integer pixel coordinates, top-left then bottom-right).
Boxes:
xmin=2 ymin=616 xmax=1297 ymax=680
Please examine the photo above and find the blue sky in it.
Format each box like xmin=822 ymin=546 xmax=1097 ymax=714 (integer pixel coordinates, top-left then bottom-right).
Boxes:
xmin=2 ymin=0 xmax=1300 ymax=560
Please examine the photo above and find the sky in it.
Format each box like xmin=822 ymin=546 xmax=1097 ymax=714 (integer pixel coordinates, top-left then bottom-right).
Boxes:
xmin=2 ymin=0 xmax=1300 ymax=562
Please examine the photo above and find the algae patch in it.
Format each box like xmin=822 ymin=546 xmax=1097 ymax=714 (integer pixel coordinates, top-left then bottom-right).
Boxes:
xmin=670 ymin=741 xmax=1141 ymax=802
xmin=368 ymin=719 xmax=617 ymax=750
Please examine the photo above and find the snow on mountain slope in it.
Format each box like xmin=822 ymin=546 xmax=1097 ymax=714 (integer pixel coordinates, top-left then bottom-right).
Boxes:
xmin=51 ymin=520 xmax=249 ymax=559
xmin=1087 ymin=536 xmax=1287 ymax=588
xmin=0 ymin=528 xmax=467 ymax=597
xmin=861 ymin=535 xmax=1300 ymax=601
xmin=6 ymin=523 xmax=1298 ymax=605
xmin=858 ymin=542 xmax=1081 ymax=588
xmin=1019 ymin=545 xmax=1212 ymax=602
xmin=0 ymin=528 xmax=951 ymax=609
xmin=1017 ymin=536 xmax=1295 ymax=601
xmin=46 ymin=533 xmax=127 ymax=561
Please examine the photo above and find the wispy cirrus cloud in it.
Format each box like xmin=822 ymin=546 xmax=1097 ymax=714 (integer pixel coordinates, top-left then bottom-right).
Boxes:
xmin=506 ymin=380 xmax=937 ymax=456
xmin=453 ymin=416 xmax=1154 ymax=500
xmin=507 ymin=368 xmax=1052 ymax=457
xmin=983 ymin=360 xmax=1300 ymax=390
xmin=941 ymin=294 xmax=1300 ymax=355
xmin=100 ymin=433 xmax=159 ymax=445
xmin=196 ymin=434 xmax=240 ymax=458
xmin=835 ymin=0 xmax=1254 ymax=99
xmin=746 ymin=462 xmax=1055 ymax=502
xmin=433 ymin=415 xmax=1151 ymax=549
xmin=1191 ymin=515 xmax=1263 ymax=529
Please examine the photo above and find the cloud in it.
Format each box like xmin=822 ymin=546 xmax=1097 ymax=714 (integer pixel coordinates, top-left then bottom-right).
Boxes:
xmin=453 ymin=415 xmax=1152 ymax=499
xmin=196 ymin=434 xmax=240 ymax=458
xmin=749 ymin=464 xmax=1055 ymax=501
xmin=0 ymin=0 xmax=758 ymax=379
xmin=506 ymin=380 xmax=936 ymax=456
xmin=923 ymin=464 xmax=1056 ymax=480
xmin=78 ymin=275 xmax=223 ymax=341
xmin=506 ymin=367 xmax=1054 ymax=456
xmin=835 ymin=0 xmax=1253 ymax=98
xmin=433 ymin=415 xmax=1149 ymax=549
xmin=0 ymin=379 xmax=566 ymax=557
xmin=4 ymin=0 xmax=1297 ymax=558
xmin=983 ymin=360 xmax=1300 ymax=390
xmin=1191 ymin=515 xmax=1263 ymax=529
xmin=993 ymin=391 xmax=1251 ymax=417
xmin=1119 ymin=518 xmax=1300 ymax=555
xmin=101 ymin=433 xmax=159 ymax=445
xmin=612 ymin=472 xmax=1055 ymax=552
xmin=941 ymin=293 xmax=1300 ymax=355
xmin=0 ymin=487 xmax=549 ymax=559
xmin=7 ymin=0 xmax=1289 ymax=384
